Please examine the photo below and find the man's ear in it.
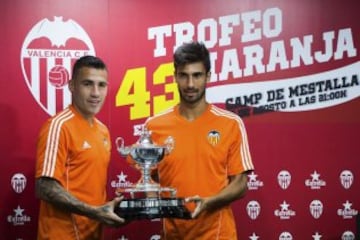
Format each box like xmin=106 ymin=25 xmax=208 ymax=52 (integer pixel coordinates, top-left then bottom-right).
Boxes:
xmin=206 ymin=71 xmax=211 ymax=83
xmin=68 ymin=79 xmax=74 ymax=92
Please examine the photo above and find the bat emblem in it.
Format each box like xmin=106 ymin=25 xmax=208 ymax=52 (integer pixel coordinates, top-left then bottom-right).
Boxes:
xmin=20 ymin=16 xmax=96 ymax=116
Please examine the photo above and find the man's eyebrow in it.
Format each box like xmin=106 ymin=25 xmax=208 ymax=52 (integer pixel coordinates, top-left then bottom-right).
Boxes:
xmin=80 ymin=79 xmax=93 ymax=82
xmin=177 ymin=71 xmax=204 ymax=75
xmin=79 ymin=79 xmax=105 ymax=85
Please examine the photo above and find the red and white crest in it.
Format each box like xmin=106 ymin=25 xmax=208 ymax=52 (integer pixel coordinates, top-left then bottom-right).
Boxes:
xmin=20 ymin=16 xmax=95 ymax=116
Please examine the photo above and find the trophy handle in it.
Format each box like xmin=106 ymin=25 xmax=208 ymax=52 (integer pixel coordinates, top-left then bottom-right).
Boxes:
xmin=116 ymin=137 xmax=130 ymax=156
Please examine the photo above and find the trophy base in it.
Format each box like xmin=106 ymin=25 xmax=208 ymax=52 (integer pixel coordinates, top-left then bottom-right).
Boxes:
xmin=115 ymin=197 xmax=192 ymax=220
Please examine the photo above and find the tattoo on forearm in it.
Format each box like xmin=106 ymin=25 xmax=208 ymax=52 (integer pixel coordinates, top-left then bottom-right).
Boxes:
xmin=36 ymin=177 xmax=97 ymax=219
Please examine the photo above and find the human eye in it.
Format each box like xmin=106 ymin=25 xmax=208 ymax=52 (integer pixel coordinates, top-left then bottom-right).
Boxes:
xmin=177 ymin=72 xmax=188 ymax=81
xmin=99 ymin=82 xmax=108 ymax=88
xmin=193 ymin=72 xmax=205 ymax=79
xmin=82 ymin=80 xmax=93 ymax=86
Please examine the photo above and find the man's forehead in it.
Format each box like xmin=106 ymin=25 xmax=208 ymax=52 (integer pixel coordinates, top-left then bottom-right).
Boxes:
xmin=177 ymin=62 xmax=205 ymax=73
xmin=79 ymin=66 xmax=107 ymax=74
xmin=77 ymin=68 xmax=107 ymax=79
xmin=80 ymin=67 xmax=108 ymax=76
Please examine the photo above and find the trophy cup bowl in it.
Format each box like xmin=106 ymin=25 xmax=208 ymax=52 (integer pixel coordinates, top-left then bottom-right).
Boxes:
xmin=114 ymin=128 xmax=191 ymax=220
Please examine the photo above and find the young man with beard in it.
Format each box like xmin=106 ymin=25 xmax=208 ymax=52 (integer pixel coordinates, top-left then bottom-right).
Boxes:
xmin=145 ymin=42 xmax=254 ymax=239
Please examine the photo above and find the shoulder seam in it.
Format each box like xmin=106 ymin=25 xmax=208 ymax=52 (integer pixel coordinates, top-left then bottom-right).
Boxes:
xmin=145 ymin=107 xmax=175 ymax=124
xmin=42 ymin=109 xmax=74 ymax=177
xmin=210 ymin=105 xmax=254 ymax=171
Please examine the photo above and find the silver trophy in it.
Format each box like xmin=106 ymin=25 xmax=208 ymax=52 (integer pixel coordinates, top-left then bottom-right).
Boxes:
xmin=114 ymin=128 xmax=191 ymax=220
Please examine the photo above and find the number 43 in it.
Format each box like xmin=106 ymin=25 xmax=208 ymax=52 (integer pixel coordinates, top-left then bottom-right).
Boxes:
xmin=115 ymin=62 xmax=179 ymax=120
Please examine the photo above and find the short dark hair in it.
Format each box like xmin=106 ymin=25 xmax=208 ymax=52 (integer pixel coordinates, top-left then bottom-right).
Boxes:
xmin=72 ymin=55 xmax=107 ymax=79
xmin=173 ymin=41 xmax=211 ymax=73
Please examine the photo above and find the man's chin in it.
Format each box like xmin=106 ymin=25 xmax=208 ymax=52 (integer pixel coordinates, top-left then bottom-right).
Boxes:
xmin=182 ymin=97 xmax=200 ymax=105
xmin=86 ymin=108 xmax=101 ymax=116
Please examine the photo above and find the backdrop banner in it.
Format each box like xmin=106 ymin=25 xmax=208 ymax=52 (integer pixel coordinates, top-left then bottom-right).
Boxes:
xmin=1 ymin=0 xmax=359 ymax=239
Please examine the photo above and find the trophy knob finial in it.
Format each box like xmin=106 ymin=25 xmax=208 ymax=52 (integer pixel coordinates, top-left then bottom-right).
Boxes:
xmin=137 ymin=127 xmax=153 ymax=146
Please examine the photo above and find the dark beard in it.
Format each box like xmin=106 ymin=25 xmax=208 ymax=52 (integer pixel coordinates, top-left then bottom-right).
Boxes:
xmin=179 ymin=88 xmax=206 ymax=105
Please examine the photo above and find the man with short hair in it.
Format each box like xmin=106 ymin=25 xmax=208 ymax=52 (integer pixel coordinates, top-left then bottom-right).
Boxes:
xmin=35 ymin=56 xmax=125 ymax=240
xmin=145 ymin=42 xmax=254 ymax=239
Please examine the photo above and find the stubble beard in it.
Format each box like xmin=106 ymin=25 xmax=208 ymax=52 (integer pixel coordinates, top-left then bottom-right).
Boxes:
xmin=180 ymin=87 xmax=206 ymax=105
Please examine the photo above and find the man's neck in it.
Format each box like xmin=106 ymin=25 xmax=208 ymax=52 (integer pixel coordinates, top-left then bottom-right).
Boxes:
xmin=178 ymin=100 xmax=208 ymax=121
xmin=71 ymin=104 xmax=95 ymax=126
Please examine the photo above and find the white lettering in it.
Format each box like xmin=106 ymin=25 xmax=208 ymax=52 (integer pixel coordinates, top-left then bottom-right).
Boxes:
xmin=290 ymin=35 xmax=314 ymax=67
xmin=198 ymin=18 xmax=218 ymax=48
xmin=243 ymin=45 xmax=265 ymax=76
xmin=173 ymin=22 xmax=194 ymax=52
xmin=267 ymin=40 xmax=289 ymax=72
xmin=148 ymin=25 xmax=172 ymax=57
xmin=334 ymin=28 xmax=357 ymax=59
xmin=219 ymin=14 xmax=240 ymax=46
xmin=263 ymin=7 xmax=282 ymax=38
xmin=147 ymin=7 xmax=283 ymax=57
xmin=314 ymin=31 xmax=335 ymax=62
xmin=219 ymin=49 xmax=242 ymax=81
xmin=241 ymin=10 xmax=262 ymax=42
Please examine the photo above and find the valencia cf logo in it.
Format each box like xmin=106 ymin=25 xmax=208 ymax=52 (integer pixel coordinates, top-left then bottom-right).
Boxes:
xmin=20 ymin=16 xmax=96 ymax=116
xmin=309 ymin=199 xmax=323 ymax=219
xmin=11 ymin=173 xmax=27 ymax=194
xmin=207 ymin=130 xmax=220 ymax=146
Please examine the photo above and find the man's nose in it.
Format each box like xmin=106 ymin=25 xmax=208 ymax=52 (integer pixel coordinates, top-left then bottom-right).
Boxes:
xmin=91 ymin=85 xmax=100 ymax=96
xmin=187 ymin=77 xmax=195 ymax=87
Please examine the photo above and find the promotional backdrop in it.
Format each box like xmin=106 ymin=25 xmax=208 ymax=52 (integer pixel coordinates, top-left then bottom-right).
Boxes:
xmin=1 ymin=0 xmax=359 ymax=239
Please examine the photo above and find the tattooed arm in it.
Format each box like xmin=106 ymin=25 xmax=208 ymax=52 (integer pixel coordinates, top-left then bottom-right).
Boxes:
xmin=35 ymin=177 xmax=125 ymax=227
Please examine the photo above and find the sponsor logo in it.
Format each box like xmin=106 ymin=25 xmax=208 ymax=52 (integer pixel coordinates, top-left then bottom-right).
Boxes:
xmin=21 ymin=16 xmax=95 ymax=116
xmin=150 ymin=235 xmax=161 ymax=240
xmin=11 ymin=173 xmax=27 ymax=193
xmin=312 ymin=232 xmax=322 ymax=240
xmin=305 ymin=170 xmax=326 ymax=189
xmin=279 ymin=232 xmax=293 ymax=240
xmin=111 ymin=171 xmax=133 ymax=188
xmin=277 ymin=170 xmax=291 ymax=189
xmin=7 ymin=206 xmax=31 ymax=226
xmin=340 ymin=170 xmax=354 ymax=189
xmin=274 ymin=201 xmax=296 ymax=220
xmin=341 ymin=231 xmax=355 ymax=240
xmin=309 ymin=200 xmax=323 ymax=219
xmin=246 ymin=200 xmax=261 ymax=220
xmin=247 ymin=171 xmax=264 ymax=190
xmin=337 ymin=200 xmax=358 ymax=219
xmin=249 ymin=233 xmax=260 ymax=240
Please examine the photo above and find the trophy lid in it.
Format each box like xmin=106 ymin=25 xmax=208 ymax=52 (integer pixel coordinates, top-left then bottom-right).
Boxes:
xmin=136 ymin=128 xmax=154 ymax=147
xmin=116 ymin=127 xmax=174 ymax=158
